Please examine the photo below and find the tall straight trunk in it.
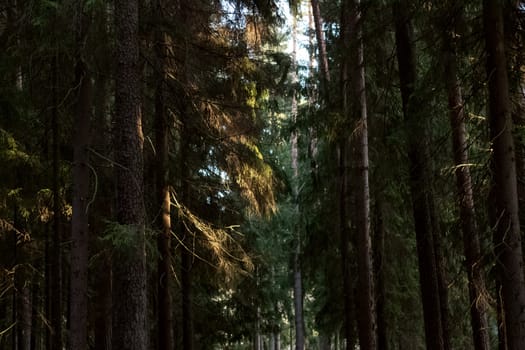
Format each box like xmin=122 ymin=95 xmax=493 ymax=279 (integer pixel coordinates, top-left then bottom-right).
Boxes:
xmin=69 ymin=7 xmax=92 ymax=347
xmin=373 ymin=199 xmax=387 ymax=350
xmin=180 ymin=111 xmax=194 ymax=350
xmin=92 ymin=5 xmax=112 ymax=349
xmin=483 ymin=1 xmax=525 ymax=348
xmin=113 ymin=0 xmax=147 ymax=349
xmin=339 ymin=3 xmax=353 ymax=348
xmin=310 ymin=0 xmax=330 ymax=102
xmin=393 ymin=2 xmax=446 ymax=350
xmin=292 ymin=241 xmax=305 ymax=350
xmin=94 ymin=252 xmax=112 ymax=350
xmin=14 ymin=208 xmax=32 ymax=350
xmin=290 ymin=14 xmax=306 ymax=350
xmin=181 ymin=232 xmax=194 ymax=350
xmin=442 ymin=12 xmax=490 ymax=349
xmin=50 ymin=46 xmax=63 ymax=350
xmin=254 ymin=305 xmax=262 ymax=350
xmin=343 ymin=1 xmax=376 ymax=348
xmin=154 ymin=2 xmax=173 ymax=349
xmin=504 ymin=0 xmax=525 ymax=257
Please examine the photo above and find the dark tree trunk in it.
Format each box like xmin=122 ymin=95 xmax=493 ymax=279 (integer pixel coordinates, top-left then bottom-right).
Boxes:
xmin=94 ymin=251 xmax=112 ymax=350
xmin=393 ymin=2 xmax=446 ymax=349
xmin=344 ymin=1 xmax=376 ymax=348
xmin=92 ymin=24 xmax=113 ymax=349
xmin=373 ymin=199 xmax=387 ymax=350
xmin=483 ymin=1 xmax=525 ymax=348
xmin=154 ymin=3 xmax=174 ymax=346
xmin=310 ymin=0 xmax=330 ymax=102
xmin=339 ymin=141 xmax=356 ymax=350
xmin=442 ymin=9 xmax=490 ymax=348
xmin=290 ymin=14 xmax=305 ymax=350
xmin=50 ymin=47 xmax=63 ymax=350
xmin=69 ymin=7 xmax=92 ymax=346
xmin=181 ymin=237 xmax=194 ymax=350
xmin=14 ymin=208 xmax=32 ymax=350
xmin=112 ymin=0 xmax=147 ymax=349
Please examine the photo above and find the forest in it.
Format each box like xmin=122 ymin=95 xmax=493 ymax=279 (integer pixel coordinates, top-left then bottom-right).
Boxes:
xmin=1 ymin=0 xmax=525 ymax=349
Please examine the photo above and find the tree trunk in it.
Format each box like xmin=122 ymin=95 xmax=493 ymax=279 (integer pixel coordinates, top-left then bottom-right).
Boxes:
xmin=393 ymin=2 xmax=446 ymax=349
xmin=92 ymin=6 xmax=113 ymax=349
xmin=483 ymin=1 xmax=525 ymax=348
xmin=339 ymin=3 xmax=355 ymax=349
xmin=69 ymin=7 xmax=92 ymax=347
xmin=154 ymin=2 xmax=173 ymax=349
xmin=14 ymin=208 xmax=32 ymax=350
xmin=112 ymin=0 xmax=147 ymax=349
xmin=180 ymin=125 xmax=194 ymax=350
xmin=290 ymin=14 xmax=305 ymax=350
xmin=94 ymin=251 xmax=112 ymax=350
xmin=310 ymin=0 xmax=330 ymax=102
xmin=344 ymin=1 xmax=376 ymax=348
xmin=373 ymin=199 xmax=387 ymax=350
xmin=50 ymin=46 xmax=63 ymax=350
xmin=442 ymin=11 xmax=490 ymax=349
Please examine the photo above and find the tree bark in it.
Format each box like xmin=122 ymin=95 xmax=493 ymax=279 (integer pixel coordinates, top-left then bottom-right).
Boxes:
xmin=69 ymin=6 xmax=92 ymax=347
xmin=50 ymin=45 xmax=63 ymax=350
xmin=339 ymin=3 xmax=354 ymax=349
xmin=154 ymin=1 xmax=173 ymax=349
xmin=373 ymin=199 xmax=387 ymax=350
xmin=393 ymin=2 xmax=446 ymax=349
xmin=112 ymin=0 xmax=147 ymax=348
xmin=290 ymin=13 xmax=306 ymax=350
xmin=442 ymin=9 xmax=490 ymax=348
xmin=483 ymin=1 xmax=525 ymax=348
xmin=344 ymin=1 xmax=376 ymax=348
xmin=310 ymin=0 xmax=331 ymax=102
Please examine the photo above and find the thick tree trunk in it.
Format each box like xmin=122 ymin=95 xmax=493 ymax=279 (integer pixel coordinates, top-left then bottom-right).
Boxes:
xmin=94 ymin=251 xmax=112 ymax=350
xmin=442 ymin=18 xmax=490 ymax=349
xmin=69 ymin=17 xmax=92 ymax=348
xmin=113 ymin=0 xmax=147 ymax=349
xmin=483 ymin=1 xmax=525 ymax=348
xmin=393 ymin=2 xmax=446 ymax=349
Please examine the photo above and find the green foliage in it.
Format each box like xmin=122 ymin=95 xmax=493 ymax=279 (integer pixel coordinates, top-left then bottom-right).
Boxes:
xmin=101 ymin=221 xmax=151 ymax=259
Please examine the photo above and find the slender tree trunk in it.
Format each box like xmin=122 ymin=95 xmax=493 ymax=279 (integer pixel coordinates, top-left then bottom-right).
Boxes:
xmin=180 ymin=131 xmax=194 ymax=350
xmin=14 ymin=208 xmax=32 ymax=350
xmin=154 ymin=2 xmax=173 ymax=349
xmin=92 ymin=7 xmax=112 ymax=349
xmin=442 ymin=14 xmax=490 ymax=350
xmin=112 ymin=0 xmax=147 ymax=348
xmin=50 ymin=45 xmax=63 ymax=350
xmin=373 ymin=199 xmax=387 ymax=350
xmin=290 ymin=14 xmax=306 ymax=350
xmin=483 ymin=1 xmax=525 ymax=348
xmin=393 ymin=2 xmax=446 ymax=349
xmin=339 ymin=3 xmax=355 ymax=349
xmin=310 ymin=0 xmax=330 ymax=102
xmin=343 ymin=1 xmax=376 ymax=348
xmin=69 ymin=6 xmax=92 ymax=348
xmin=181 ymin=224 xmax=194 ymax=350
